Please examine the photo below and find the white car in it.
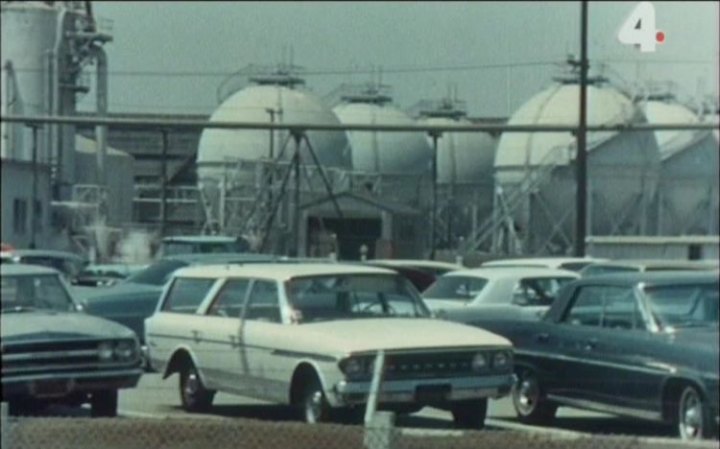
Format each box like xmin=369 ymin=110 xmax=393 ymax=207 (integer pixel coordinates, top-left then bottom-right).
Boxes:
xmin=422 ymin=267 xmax=580 ymax=322
xmin=481 ymin=257 xmax=607 ymax=272
xmin=145 ymin=263 xmax=514 ymax=427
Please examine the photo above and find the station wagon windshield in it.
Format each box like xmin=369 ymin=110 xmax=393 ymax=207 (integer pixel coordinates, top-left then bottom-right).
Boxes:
xmin=644 ymin=283 xmax=719 ymax=328
xmin=287 ymin=274 xmax=431 ymax=322
xmin=1 ymin=274 xmax=75 ymax=313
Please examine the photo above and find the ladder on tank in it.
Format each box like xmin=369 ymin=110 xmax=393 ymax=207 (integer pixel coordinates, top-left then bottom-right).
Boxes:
xmin=459 ymin=143 xmax=569 ymax=254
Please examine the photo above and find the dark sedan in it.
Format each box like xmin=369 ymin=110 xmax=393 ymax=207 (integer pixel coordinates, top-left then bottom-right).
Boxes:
xmin=458 ymin=271 xmax=719 ymax=441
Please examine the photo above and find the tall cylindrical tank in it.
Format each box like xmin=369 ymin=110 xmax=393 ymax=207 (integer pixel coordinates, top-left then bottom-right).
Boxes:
xmin=493 ymin=78 xmax=661 ymax=254
xmin=197 ymin=82 xmax=351 ymax=232
xmin=644 ymin=96 xmax=719 ymax=235
xmin=1 ymin=2 xmax=59 ymax=161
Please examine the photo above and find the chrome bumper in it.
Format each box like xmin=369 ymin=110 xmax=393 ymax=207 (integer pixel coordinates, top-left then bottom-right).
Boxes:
xmin=332 ymin=374 xmax=514 ymax=406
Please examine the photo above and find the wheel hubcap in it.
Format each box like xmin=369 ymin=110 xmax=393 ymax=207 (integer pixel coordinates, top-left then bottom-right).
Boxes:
xmin=515 ymin=375 xmax=539 ymax=415
xmin=305 ymin=391 xmax=323 ymax=423
xmin=680 ymin=390 xmax=702 ymax=439
xmin=184 ymin=372 xmax=199 ymax=399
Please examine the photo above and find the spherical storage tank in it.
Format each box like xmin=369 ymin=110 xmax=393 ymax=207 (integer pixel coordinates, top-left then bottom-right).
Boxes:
xmin=493 ymin=76 xmax=661 ymax=254
xmin=1 ymin=2 xmax=59 ymax=161
xmin=197 ymin=80 xmax=352 ymax=230
xmin=644 ymin=96 xmax=719 ymax=235
xmin=416 ymin=103 xmax=497 ymax=242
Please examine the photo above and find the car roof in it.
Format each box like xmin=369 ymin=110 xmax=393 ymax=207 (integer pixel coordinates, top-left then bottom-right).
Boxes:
xmin=441 ymin=267 xmax=580 ymax=280
xmin=483 ymin=257 xmax=607 ymax=268
xmin=162 ymin=235 xmax=238 ymax=243
xmin=4 ymin=249 xmax=87 ymax=261
xmin=575 ymin=270 xmax=719 ymax=286
xmin=585 ymin=259 xmax=718 ymax=269
xmin=174 ymin=263 xmax=396 ymax=280
xmin=369 ymin=259 xmax=463 ymax=270
xmin=161 ymin=252 xmax=278 ymax=264
xmin=1 ymin=263 xmax=62 ymax=276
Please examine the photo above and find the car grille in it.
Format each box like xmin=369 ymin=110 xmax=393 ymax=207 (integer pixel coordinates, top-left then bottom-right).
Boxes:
xmin=383 ymin=352 xmax=475 ymax=380
xmin=1 ymin=340 xmax=125 ymax=376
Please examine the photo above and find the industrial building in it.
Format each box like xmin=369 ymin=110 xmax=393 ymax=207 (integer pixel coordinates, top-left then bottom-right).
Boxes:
xmin=2 ymin=1 xmax=717 ymax=262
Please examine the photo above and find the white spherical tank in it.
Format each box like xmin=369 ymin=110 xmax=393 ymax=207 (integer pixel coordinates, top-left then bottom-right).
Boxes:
xmin=644 ymin=98 xmax=719 ymax=235
xmin=1 ymin=2 xmax=59 ymax=161
xmin=333 ymin=102 xmax=433 ymax=175
xmin=197 ymin=85 xmax=351 ymax=183
xmin=492 ymin=81 xmax=661 ymax=254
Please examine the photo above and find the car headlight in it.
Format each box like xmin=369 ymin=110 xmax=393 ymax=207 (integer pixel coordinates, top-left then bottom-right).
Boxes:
xmin=471 ymin=352 xmax=487 ymax=371
xmin=340 ymin=358 xmax=364 ymax=376
xmin=98 ymin=342 xmax=114 ymax=362
xmin=493 ymin=351 xmax=510 ymax=369
xmin=114 ymin=341 xmax=136 ymax=361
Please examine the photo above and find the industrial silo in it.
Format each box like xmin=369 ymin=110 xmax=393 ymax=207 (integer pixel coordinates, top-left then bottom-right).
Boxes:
xmin=643 ymin=92 xmax=719 ymax=235
xmin=196 ymin=66 xmax=351 ymax=246
xmin=489 ymin=71 xmax=661 ymax=255
xmin=1 ymin=1 xmax=111 ymax=201
xmin=416 ymin=97 xmax=497 ymax=249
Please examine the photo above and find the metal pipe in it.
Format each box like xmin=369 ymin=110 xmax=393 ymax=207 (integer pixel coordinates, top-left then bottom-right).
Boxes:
xmin=90 ymin=45 xmax=108 ymax=189
xmin=429 ymin=132 xmax=440 ymax=259
xmin=160 ymin=129 xmax=168 ymax=236
xmin=30 ymin=125 xmax=39 ymax=249
xmin=292 ymin=133 xmax=302 ymax=257
xmin=51 ymin=8 xmax=68 ymax=194
xmin=574 ymin=0 xmax=589 ymax=257
xmin=4 ymin=115 xmax=716 ymax=133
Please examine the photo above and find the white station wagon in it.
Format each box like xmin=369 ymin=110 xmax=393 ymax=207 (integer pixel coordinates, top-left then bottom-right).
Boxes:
xmin=145 ymin=263 xmax=514 ymax=427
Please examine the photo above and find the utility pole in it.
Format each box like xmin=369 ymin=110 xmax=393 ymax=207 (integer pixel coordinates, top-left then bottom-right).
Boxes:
xmin=574 ymin=0 xmax=589 ymax=257
xmin=160 ymin=129 xmax=168 ymax=237
xmin=30 ymin=125 xmax=39 ymax=249
xmin=429 ymin=132 xmax=440 ymax=260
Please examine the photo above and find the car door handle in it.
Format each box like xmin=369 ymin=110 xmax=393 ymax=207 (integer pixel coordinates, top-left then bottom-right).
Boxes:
xmin=191 ymin=330 xmax=202 ymax=342
xmin=583 ymin=338 xmax=598 ymax=351
xmin=535 ymin=333 xmax=550 ymax=343
xmin=228 ymin=335 xmax=240 ymax=348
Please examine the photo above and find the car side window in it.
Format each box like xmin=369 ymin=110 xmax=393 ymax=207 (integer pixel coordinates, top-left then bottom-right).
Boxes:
xmin=161 ymin=278 xmax=216 ymax=314
xmin=244 ymin=280 xmax=281 ymax=323
xmin=207 ymin=279 xmax=250 ymax=318
xmin=601 ymin=287 xmax=641 ymax=330
xmin=563 ymin=286 xmax=603 ymax=326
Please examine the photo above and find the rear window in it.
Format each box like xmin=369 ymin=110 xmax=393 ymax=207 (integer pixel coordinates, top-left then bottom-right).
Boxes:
xmin=423 ymin=276 xmax=488 ymax=301
xmin=581 ymin=265 xmax=639 ymax=277
xmin=161 ymin=277 xmax=216 ymax=313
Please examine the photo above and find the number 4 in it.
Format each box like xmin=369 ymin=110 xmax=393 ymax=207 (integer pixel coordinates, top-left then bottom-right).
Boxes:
xmin=617 ymin=1 xmax=665 ymax=53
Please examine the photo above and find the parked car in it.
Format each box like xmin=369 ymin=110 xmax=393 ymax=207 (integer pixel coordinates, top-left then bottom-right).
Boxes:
xmin=158 ymin=235 xmax=251 ymax=258
xmin=579 ymin=259 xmax=719 ymax=277
xmin=362 ymin=261 xmax=439 ymax=292
xmin=73 ymin=253 xmax=279 ymax=351
xmin=481 ymin=257 xmax=608 ymax=272
xmin=466 ymin=271 xmax=719 ymax=441
xmin=423 ymin=267 xmax=579 ymax=322
xmin=145 ymin=263 xmax=514 ymax=428
xmin=72 ymin=263 xmax=148 ymax=287
xmin=0 ymin=249 xmax=88 ymax=282
xmin=1 ymin=264 xmax=143 ymax=417
xmin=370 ymin=259 xmax=464 ymax=277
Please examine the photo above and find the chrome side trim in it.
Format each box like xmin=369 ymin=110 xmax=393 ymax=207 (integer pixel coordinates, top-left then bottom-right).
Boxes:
xmin=515 ymin=349 xmax=674 ymax=376
xmin=547 ymin=394 xmax=663 ymax=421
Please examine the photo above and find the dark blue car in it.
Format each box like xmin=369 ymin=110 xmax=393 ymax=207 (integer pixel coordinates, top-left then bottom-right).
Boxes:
xmin=453 ymin=271 xmax=719 ymax=441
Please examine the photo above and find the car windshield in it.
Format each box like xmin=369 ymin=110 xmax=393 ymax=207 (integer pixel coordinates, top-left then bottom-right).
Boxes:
xmin=163 ymin=239 xmax=249 ymax=256
xmin=644 ymin=283 xmax=719 ymax=328
xmin=286 ymin=274 xmax=431 ymax=322
xmin=422 ymin=276 xmax=489 ymax=301
xmin=125 ymin=259 xmax=188 ymax=286
xmin=1 ymin=274 xmax=75 ymax=312
xmin=581 ymin=265 xmax=639 ymax=277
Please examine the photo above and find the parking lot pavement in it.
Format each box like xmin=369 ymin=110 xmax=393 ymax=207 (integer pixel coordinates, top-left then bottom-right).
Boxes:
xmin=114 ymin=373 xmax=676 ymax=439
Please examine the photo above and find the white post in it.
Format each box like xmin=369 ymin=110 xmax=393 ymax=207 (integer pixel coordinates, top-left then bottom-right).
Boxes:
xmin=1 ymin=402 xmax=9 ymax=449
xmin=363 ymin=350 xmax=396 ymax=449
xmin=364 ymin=350 xmax=385 ymax=424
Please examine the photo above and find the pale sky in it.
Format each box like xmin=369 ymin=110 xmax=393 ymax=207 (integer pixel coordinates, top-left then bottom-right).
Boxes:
xmin=79 ymin=1 xmax=719 ymax=118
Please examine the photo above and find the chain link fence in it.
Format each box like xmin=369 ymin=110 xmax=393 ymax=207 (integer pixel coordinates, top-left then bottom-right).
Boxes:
xmin=3 ymin=413 xmax=717 ymax=449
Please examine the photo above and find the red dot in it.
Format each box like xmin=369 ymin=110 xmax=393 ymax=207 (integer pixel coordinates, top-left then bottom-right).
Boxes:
xmin=656 ymin=31 xmax=665 ymax=43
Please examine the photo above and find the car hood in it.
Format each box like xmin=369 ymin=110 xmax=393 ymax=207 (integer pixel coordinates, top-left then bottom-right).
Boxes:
xmin=293 ymin=318 xmax=511 ymax=355
xmin=1 ymin=310 xmax=136 ymax=344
